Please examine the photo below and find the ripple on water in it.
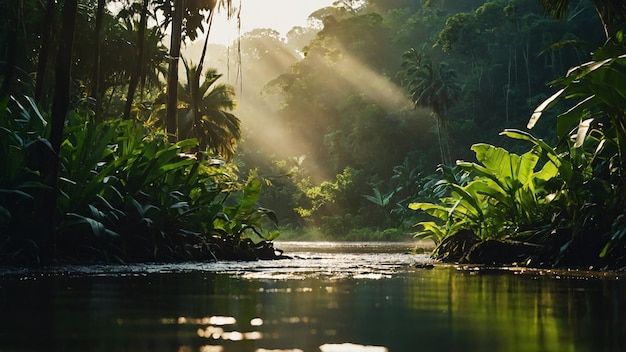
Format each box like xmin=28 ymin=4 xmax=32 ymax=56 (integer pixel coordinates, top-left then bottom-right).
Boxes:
xmin=0 ymin=242 xmax=435 ymax=280
xmin=319 ymin=343 xmax=389 ymax=352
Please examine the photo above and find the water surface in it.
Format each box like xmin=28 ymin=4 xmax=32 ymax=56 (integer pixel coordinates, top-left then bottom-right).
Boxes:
xmin=1 ymin=241 xmax=624 ymax=352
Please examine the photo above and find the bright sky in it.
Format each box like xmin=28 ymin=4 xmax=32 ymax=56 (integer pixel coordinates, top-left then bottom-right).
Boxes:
xmin=209 ymin=0 xmax=336 ymax=45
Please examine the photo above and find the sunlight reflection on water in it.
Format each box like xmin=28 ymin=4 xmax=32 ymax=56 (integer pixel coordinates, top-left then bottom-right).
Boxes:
xmin=0 ymin=241 xmax=433 ymax=281
xmin=319 ymin=343 xmax=388 ymax=352
xmin=2 ymin=241 xmax=626 ymax=352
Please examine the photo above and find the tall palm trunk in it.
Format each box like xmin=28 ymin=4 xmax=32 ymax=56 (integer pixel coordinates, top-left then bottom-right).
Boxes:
xmin=124 ymin=0 xmax=148 ymax=120
xmin=505 ymin=46 xmax=512 ymax=123
xmin=197 ymin=6 xmax=215 ymax=74
xmin=166 ymin=0 xmax=184 ymax=142
xmin=1 ymin=3 xmax=19 ymax=95
xmin=435 ymin=115 xmax=446 ymax=165
xmin=523 ymin=40 xmax=531 ymax=100
xmin=192 ymin=8 xmax=216 ymax=151
xmin=189 ymin=64 xmax=205 ymax=151
xmin=35 ymin=0 xmax=56 ymax=104
xmin=40 ymin=0 xmax=78 ymax=265
xmin=90 ymin=0 xmax=105 ymax=120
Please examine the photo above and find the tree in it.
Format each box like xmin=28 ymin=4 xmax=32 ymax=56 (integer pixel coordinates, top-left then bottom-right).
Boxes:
xmin=152 ymin=63 xmax=240 ymax=160
xmin=40 ymin=0 xmax=79 ymax=264
xmin=1 ymin=1 xmax=25 ymax=95
xmin=538 ymin=0 xmax=626 ymax=41
xmin=182 ymin=62 xmax=240 ymax=159
xmin=157 ymin=0 xmax=236 ymax=142
xmin=123 ymin=0 xmax=149 ymax=120
xmin=401 ymin=48 xmax=461 ymax=165
xmin=166 ymin=0 xmax=184 ymax=142
xmin=35 ymin=0 xmax=57 ymax=104
xmin=88 ymin=0 xmax=106 ymax=120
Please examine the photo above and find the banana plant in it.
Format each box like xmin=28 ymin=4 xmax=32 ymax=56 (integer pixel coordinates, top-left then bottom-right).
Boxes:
xmin=215 ymin=171 xmax=280 ymax=242
xmin=363 ymin=184 xmax=395 ymax=227
xmin=410 ymin=137 xmax=559 ymax=244
xmin=457 ymin=142 xmax=557 ymax=227
xmin=363 ymin=185 xmax=395 ymax=209
xmin=523 ymin=45 xmax=626 ymax=263
xmin=503 ymin=127 xmax=616 ymax=262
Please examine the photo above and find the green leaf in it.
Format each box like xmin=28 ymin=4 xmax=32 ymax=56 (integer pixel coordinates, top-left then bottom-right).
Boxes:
xmin=600 ymin=228 xmax=626 ymax=258
xmin=501 ymin=129 xmax=573 ymax=183
xmin=0 ymin=205 xmax=11 ymax=225
xmin=534 ymin=159 xmax=559 ymax=182
xmin=174 ymin=138 xmax=199 ymax=149
xmin=556 ymin=95 xmax=596 ymax=140
xmin=170 ymin=201 xmax=190 ymax=210
xmin=574 ymin=118 xmax=594 ymax=148
xmin=469 ymin=143 xmax=539 ymax=188
xmin=0 ymin=189 xmax=34 ymax=201
xmin=239 ymin=177 xmax=263 ymax=215
xmin=528 ymin=88 xmax=564 ymax=129
xmin=23 ymin=95 xmax=47 ymax=128
xmin=409 ymin=202 xmax=450 ymax=221
xmin=448 ymin=183 xmax=484 ymax=222
xmin=414 ymin=221 xmax=447 ymax=243
xmin=267 ymin=230 xmax=281 ymax=241
xmin=257 ymin=207 xmax=279 ymax=226
xmin=65 ymin=213 xmax=109 ymax=237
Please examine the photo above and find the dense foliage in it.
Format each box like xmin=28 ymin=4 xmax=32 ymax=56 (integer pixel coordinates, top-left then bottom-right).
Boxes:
xmin=1 ymin=94 xmax=280 ymax=264
xmin=2 ymin=0 xmax=625 ymax=268
xmin=406 ymin=2 xmax=626 ymax=268
xmin=235 ymin=0 xmax=609 ymax=242
xmin=0 ymin=0 xmax=279 ymax=265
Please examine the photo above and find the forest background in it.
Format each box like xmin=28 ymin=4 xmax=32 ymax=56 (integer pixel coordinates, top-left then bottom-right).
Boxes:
xmin=221 ymin=0 xmax=605 ymax=240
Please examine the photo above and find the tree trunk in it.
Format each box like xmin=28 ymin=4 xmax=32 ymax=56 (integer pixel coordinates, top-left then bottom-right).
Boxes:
xmin=1 ymin=3 xmax=18 ymax=95
xmin=166 ymin=0 xmax=185 ymax=142
xmin=435 ymin=114 xmax=446 ymax=165
xmin=193 ymin=9 xmax=215 ymax=151
xmin=40 ymin=0 xmax=78 ymax=265
xmin=522 ymin=41 xmax=531 ymax=100
xmin=35 ymin=0 xmax=56 ymax=104
xmin=123 ymin=0 xmax=148 ymax=120
xmin=505 ymin=46 xmax=511 ymax=123
xmin=90 ymin=0 xmax=105 ymax=120
xmin=197 ymin=8 xmax=214 ymax=75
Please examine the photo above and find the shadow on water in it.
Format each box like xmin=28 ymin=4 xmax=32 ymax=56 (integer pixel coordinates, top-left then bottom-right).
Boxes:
xmin=0 ymin=241 xmax=625 ymax=352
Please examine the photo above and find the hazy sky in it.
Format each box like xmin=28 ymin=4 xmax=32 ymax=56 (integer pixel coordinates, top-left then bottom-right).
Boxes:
xmin=210 ymin=0 xmax=336 ymax=45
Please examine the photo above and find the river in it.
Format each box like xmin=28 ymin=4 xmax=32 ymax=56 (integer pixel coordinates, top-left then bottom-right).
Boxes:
xmin=1 ymin=241 xmax=625 ymax=352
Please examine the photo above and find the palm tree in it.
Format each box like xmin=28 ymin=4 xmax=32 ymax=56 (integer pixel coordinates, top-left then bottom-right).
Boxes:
xmin=401 ymin=48 xmax=461 ymax=165
xmin=182 ymin=61 xmax=241 ymax=160
xmin=151 ymin=63 xmax=241 ymax=160
xmin=165 ymin=0 xmax=184 ymax=142
xmin=89 ymin=0 xmax=106 ymax=119
xmin=40 ymin=0 xmax=79 ymax=264
xmin=155 ymin=0 xmax=236 ymax=142
xmin=123 ymin=0 xmax=149 ymax=120
xmin=538 ymin=0 xmax=626 ymax=41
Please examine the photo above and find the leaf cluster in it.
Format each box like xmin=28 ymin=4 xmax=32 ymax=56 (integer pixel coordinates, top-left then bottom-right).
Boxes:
xmin=0 ymin=95 xmax=278 ymax=264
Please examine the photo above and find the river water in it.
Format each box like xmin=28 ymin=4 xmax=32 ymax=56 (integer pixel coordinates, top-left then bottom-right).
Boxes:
xmin=1 ymin=241 xmax=625 ymax=352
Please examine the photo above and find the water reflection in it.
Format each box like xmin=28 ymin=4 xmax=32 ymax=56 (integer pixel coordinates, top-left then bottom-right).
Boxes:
xmin=0 ymin=242 xmax=625 ymax=351
xmin=319 ymin=343 xmax=388 ymax=352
